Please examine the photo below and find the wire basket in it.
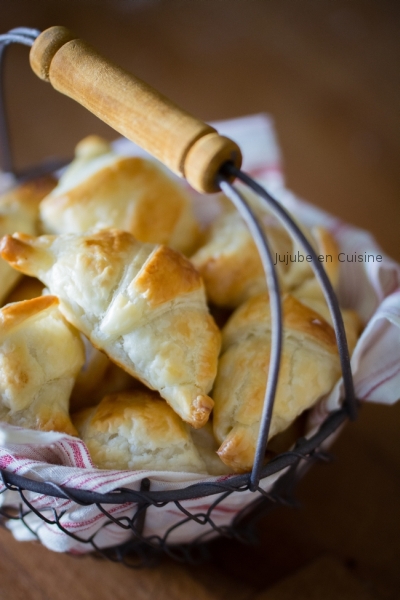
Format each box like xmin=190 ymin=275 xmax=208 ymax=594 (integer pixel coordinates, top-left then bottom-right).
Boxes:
xmin=0 ymin=27 xmax=357 ymax=567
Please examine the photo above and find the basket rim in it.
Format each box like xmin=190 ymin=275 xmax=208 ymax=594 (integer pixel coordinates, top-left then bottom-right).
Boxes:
xmin=0 ymin=31 xmax=356 ymax=506
xmin=0 ymin=407 xmax=349 ymax=505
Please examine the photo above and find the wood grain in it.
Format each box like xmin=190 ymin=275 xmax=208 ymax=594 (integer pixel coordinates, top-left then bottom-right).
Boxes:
xmin=29 ymin=26 xmax=241 ymax=192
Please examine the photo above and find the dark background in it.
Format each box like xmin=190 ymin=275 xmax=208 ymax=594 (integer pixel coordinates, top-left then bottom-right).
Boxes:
xmin=0 ymin=1 xmax=399 ymax=598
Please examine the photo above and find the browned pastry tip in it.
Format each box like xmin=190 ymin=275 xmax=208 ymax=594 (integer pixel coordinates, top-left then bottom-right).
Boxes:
xmin=216 ymin=428 xmax=253 ymax=473
xmin=0 ymin=232 xmax=52 ymax=275
xmin=190 ymin=395 xmax=215 ymax=429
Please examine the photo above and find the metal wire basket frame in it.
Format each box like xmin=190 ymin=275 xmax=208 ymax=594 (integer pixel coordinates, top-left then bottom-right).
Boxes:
xmin=0 ymin=28 xmax=357 ymax=567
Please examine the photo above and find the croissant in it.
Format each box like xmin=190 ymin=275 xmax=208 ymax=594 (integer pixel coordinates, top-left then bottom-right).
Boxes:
xmin=0 ymin=229 xmax=221 ymax=428
xmin=212 ymin=293 xmax=342 ymax=472
xmin=0 ymin=176 xmax=56 ymax=304
xmin=73 ymin=389 xmax=225 ymax=473
xmin=0 ymin=295 xmax=85 ymax=434
xmin=39 ymin=136 xmax=200 ymax=255
xmin=191 ymin=194 xmax=339 ymax=308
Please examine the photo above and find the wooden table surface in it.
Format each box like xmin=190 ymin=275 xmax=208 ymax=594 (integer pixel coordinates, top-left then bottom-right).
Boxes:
xmin=1 ymin=1 xmax=399 ymax=599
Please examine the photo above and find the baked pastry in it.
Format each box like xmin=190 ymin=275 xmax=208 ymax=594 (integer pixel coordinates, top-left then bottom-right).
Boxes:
xmin=0 ymin=295 xmax=85 ymax=434
xmin=191 ymin=194 xmax=339 ymax=308
xmin=39 ymin=136 xmax=200 ymax=255
xmin=73 ymin=390 xmax=208 ymax=473
xmin=0 ymin=229 xmax=221 ymax=428
xmin=212 ymin=293 xmax=342 ymax=472
xmin=0 ymin=176 xmax=56 ymax=304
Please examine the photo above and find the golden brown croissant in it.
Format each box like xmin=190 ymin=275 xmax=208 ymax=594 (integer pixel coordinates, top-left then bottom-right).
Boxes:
xmin=191 ymin=196 xmax=339 ymax=308
xmin=0 ymin=176 xmax=56 ymax=305
xmin=0 ymin=295 xmax=85 ymax=434
xmin=73 ymin=388 xmax=230 ymax=475
xmin=39 ymin=136 xmax=200 ymax=255
xmin=0 ymin=229 xmax=221 ymax=428
xmin=212 ymin=293 xmax=342 ymax=472
xmin=73 ymin=389 xmax=229 ymax=474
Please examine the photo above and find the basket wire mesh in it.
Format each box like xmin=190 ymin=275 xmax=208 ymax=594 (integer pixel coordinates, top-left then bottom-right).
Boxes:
xmin=0 ymin=28 xmax=357 ymax=566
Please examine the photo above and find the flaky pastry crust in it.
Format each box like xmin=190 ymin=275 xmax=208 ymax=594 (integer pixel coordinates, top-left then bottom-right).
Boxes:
xmin=212 ymin=294 xmax=342 ymax=472
xmin=73 ymin=390 xmax=208 ymax=473
xmin=0 ymin=296 xmax=84 ymax=434
xmin=0 ymin=176 xmax=56 ymax=304
xmin=39 ymin=136 xmax=200 ymax=255
xmin=0 ymin=229 xmax=221 ymax=428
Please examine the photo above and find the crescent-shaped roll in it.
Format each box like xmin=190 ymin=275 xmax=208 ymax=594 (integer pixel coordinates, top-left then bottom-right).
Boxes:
xmin=212 ymin=293 xmax=342 ymax=472
xmin=72 ymin=390 xmax=208 ymax=473
xmin=73 ymin=389 xmax=231 ymax=474
xmin=0 ymin=176 xmax=56 ymax=305
xmin=0 ymin=295 xmax=85 ymax=434
xmin=0 ymin=229 xmax=221 ymax=428
xmin=39 ymin=136 xmax=200 ymax=255
xmin=191 ymin=196 xmax=340 ymax=308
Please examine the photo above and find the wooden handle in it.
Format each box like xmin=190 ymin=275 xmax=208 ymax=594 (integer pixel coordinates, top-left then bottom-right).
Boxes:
xmin=29 ymin=26 xmax=242 ymax=193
